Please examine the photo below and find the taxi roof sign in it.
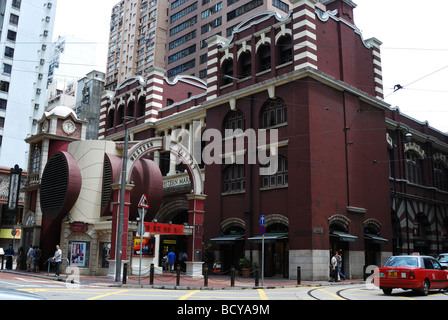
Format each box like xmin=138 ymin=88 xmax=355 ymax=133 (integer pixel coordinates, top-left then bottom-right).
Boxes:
xmin=138 ymin=194 xmax=149 ymax=208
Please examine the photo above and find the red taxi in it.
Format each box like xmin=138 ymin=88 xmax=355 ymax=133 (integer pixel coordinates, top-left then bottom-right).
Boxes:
xmin=374 ymin=255 xmax=448 ymax=296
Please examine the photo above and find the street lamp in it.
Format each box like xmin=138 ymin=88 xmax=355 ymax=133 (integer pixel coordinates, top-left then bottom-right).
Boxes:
xmin=115 ymin=116 xmax=134 ymax=282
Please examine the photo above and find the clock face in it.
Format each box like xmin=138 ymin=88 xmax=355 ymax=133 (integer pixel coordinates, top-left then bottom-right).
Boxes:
xmin=62 ymin=120 xmax=76 ymax=135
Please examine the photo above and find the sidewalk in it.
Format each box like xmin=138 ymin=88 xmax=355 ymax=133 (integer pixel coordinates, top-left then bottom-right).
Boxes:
xmin=1 ymin=269 xmax=365 ymax=290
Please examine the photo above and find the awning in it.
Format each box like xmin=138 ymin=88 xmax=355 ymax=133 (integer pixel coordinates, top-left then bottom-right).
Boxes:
xmin=210 ymin=235 xmax=244 ymax=244
xmin=364 ymin=233 xmax=388 ymax=245
xmin=330 ymin=231 xmax=358 ymax=242
xmin=248 ymin=234 xmax=288 ymax=244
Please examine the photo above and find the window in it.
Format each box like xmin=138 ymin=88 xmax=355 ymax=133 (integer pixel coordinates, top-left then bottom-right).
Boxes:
xmin=260 ymin=98 xmax=287 ymax=128
xmin=3 ymin=64 xmax=12 ymax=74
xmin=239 ymin=51 xmax=251 ymax=77
xmin=0 ymin=99 xmax=7 ymax=110
xmin=257 ymin=44 xmax=271 ymax=72
xmin=7 ymin=30 xmax=17 ymax=42
xmin=0 ymin=81 xmax=10 ymax=93
xmin=261 ymin=155 xmax=288 ymax=188
xmin=170 ymin=2 xmax=197 ymax=23
xmin=9 ymin=14 xmax=19 ymax=26
xmin=277 ymin=35 xmax=292 ymax=65
xmin=434 ymin=161 xmax=448 ymax=191
xmin=406 ymin=152 xmax=422 ymax=185
xmin=5 ymin=47 xmax=14 ymax=58
xmin=227 ymin=0 xmax=263 ymax=21
xmin=223 ymin=109 xmax=245 ymax=136
xmin=32 ymin=148 xmax=41 ymax=174
xmin=221 ymin=59 xmax=234 ymax=85
xmin=223 ymin=165 xmax=246 ymax=193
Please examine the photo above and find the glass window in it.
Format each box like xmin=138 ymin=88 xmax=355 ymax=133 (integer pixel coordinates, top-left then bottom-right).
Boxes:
xmin=260 ymin=98 xmax=287 ymax=128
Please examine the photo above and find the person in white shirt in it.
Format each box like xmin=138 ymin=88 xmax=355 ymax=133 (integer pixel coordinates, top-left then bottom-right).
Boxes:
xmin=53 ymin=245 xmax=62 ymax=277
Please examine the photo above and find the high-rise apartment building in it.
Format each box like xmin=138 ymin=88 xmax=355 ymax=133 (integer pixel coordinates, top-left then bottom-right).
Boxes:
xmin=105 ymin=0 xmax=168 ymax=91
xmin=0 ymin=0 xmax=57 ymax=168
xmin=105 ymin=0 xmax=292 ymax=90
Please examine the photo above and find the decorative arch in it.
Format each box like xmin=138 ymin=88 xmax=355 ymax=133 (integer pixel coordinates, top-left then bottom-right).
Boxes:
xmin=328 ymin=214 xmax=351 ymax=232
xmin=220 ymin=217 xmax=245 ymax=233
xmin=126 ymin=136 xmax=204 ymax=195
xmin=265 ymin=214 xmax=289 ymax=228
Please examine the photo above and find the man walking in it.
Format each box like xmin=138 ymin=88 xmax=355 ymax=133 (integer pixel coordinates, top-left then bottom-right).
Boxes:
xmin=53 ymin=245 xmax=62 ymax=277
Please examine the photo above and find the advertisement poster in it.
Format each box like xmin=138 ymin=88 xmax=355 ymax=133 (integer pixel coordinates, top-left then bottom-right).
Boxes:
xmin=133 ymin=237 xmax=155 ymax=258
xmin=70 ymin=242 xmax=86 ymax=267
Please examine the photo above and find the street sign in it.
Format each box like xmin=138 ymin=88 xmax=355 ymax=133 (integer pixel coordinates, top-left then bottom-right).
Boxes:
xmin=260 ymin=215 xmax=265 ymax=226
xmin=138 ymin=194 xmax=149 ymax=208
xmin=259 ymin=225 xmax=266 ymax=235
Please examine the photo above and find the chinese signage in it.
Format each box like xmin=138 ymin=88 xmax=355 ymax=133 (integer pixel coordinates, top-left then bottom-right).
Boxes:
xmin=143 ymin=222 xmax=184 ymax=235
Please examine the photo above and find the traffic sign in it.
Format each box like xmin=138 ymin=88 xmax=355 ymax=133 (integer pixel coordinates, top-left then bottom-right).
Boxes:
xmin=260 ymin=215 xmax=266 ymax=226
xmin=138 ymin=194 xmax=149 ymax=208
xmin=259 ymin=225 xmax=266 ymax=235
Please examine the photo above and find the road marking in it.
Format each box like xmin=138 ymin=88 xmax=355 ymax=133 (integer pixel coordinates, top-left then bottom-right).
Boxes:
xmin=179 ymin=290 xmax=199 ymax=300
xmin=87 ymin=289 xmax=130 ymax=300
xmin=317 ymin=288 xmax=345 ymax=300
xmin=257 ymin=289 xmax=268 ymax=300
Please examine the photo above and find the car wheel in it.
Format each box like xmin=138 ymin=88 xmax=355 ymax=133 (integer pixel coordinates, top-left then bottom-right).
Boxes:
xmin=421 ymin=280 xmax=430 ymax=296
xmin=382 ymin=288 xmax=392 ymax=295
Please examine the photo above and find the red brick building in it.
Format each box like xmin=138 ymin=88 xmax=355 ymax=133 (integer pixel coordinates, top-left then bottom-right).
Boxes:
xmin=95 ymin=0 xmax=448 ymax=280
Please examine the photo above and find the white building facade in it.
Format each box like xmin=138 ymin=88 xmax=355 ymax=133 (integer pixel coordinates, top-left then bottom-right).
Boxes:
xmin=0 ymin=0 xmax=57 ymax=169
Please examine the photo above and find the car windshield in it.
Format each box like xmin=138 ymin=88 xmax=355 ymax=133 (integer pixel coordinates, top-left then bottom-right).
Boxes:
xmin=385 ymin=257 xmax=419 ymax=268
xmin=439 ymin=257 xmax=448 ymax=263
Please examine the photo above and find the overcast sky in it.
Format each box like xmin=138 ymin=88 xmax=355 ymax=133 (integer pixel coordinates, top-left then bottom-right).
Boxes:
xmin=53 ymin=0 xmax=448 ymax=133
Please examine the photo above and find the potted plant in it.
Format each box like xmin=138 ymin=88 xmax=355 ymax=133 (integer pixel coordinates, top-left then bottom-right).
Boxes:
xmin=238 ymin=257 xmax=252 ymax=277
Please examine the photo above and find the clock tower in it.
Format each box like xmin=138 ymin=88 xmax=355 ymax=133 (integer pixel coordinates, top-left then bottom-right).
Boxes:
xmin=23 ymin=105 xmax=87 ymax=257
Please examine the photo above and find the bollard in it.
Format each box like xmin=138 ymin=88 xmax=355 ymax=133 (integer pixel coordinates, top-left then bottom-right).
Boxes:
xmin=176 ymin=264 xmax=181 ymax=286
xmin=122 ymin=263 xmax=128 ymax=285
xmin=230 ymin=267 xmax=235 ymax=287
xmin=255 ymin=267 xmax=259 ymax=287
xmin=150 ymin=263 xmax=154 ymax=285
xmin=297 ymin=266 xmax=301 ymax=285
xmin=204 ymin=266 xmax=209 ymax=287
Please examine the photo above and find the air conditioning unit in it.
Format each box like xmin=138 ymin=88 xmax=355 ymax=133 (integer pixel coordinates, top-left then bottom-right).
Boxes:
xmin=38 ymin=73 xmax=44 ymax=80
xmin=47 ymin=3 xmax=53 ymax=9
xmin=43 ymin=30 xmax=49 ymax=36
xmin=40 ymin=59 xmax=45 ymax=65
xmin=36 ymin=88 xmax=42 ymax=94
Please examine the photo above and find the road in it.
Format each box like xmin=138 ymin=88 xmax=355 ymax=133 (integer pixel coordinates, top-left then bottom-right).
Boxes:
xmin=1 ymin=272 xmax=448 ymax=301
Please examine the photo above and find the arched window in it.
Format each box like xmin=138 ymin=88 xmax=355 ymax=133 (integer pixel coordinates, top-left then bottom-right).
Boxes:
xmin=260 ymin=98 xmax=287 ymax=128
xmin=406 ymin=152 xmax=423 ymax=185
xmin=261 ymin=155 xmax=288 ymax=188
xmin=137 ymin=97 xmax=145 ymax=117
xmin=117 ymin=104 xmax=125 ymax=125
xmin=127 ymin=100 xmax=135 ymax=118
xmin=239 ymin=51 xmax=251 ymax=78
xmin=434 ymin=161 xmax=448 ymax=191
xmin=277 ymin=35 xmax=292 ymax=65
xmin=221 ymin=59 xmax=234 ymax=85
xmin=223 ymin=164 xmax=245 ymax=193
xmin=107 ymin=109 xmax=115 ymax=129
xmin=223 ymin=109 xmax=245 ymax=137
xmin=257 ymin=43 xmax=271 ymax=72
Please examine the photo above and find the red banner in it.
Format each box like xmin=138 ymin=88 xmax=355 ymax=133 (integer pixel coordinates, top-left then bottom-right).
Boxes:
xmin=143 ymin=222 xmax=184 ymax=235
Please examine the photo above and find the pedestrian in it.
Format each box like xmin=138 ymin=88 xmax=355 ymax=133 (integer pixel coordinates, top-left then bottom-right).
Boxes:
xmin=337 ymin=252 xmax=345 ymax=280
xmin=53 ymin=244 xmax=62 ymax=277
xmin=329 ymin=251 xmax=340 ymax=282
xmin=26 ymin=244 xmax=34 ymax=271
xmin=16 ymin=247 xmax=25 ymax=270
xmin=5 ymin=244 xmax=14 ymax=270
xmin=167 ymin=250 xmax=176 ymax=273
xmin=162 ymin=252 xmax=168 ymax=271
xmin=34 ymin=246 xmax=42 ymax=273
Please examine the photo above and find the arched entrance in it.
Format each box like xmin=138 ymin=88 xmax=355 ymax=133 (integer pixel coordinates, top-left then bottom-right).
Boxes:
xmin=109 ymin=136 xmax=206 ymax=278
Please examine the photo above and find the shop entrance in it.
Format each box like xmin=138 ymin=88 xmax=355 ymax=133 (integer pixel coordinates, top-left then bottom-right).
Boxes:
xmin=160 ymin=235 xmax=188 ymax=271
